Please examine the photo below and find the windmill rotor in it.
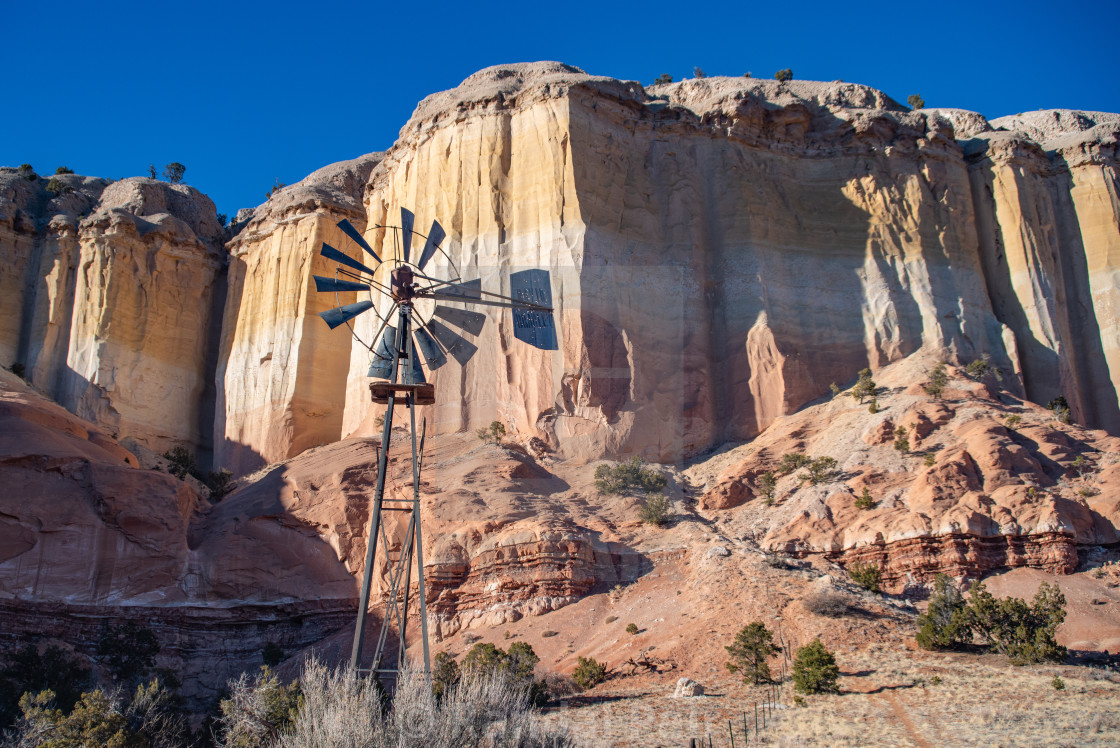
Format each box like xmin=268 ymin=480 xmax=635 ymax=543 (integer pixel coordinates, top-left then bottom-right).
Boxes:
xmin=316 ymin=208 xmax=558 ymax=382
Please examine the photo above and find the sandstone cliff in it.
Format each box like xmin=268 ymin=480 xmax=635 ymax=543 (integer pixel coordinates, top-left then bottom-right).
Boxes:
xmin=4 ymin=65 xmax=1118 ymax=470
xmin=215 ymin=153 xmax=382 ymax=475
xmin=1 ymin=171 xmax=226 ymax=456
xmin=328 ymin=64 xmax=1119 ymax=465
xmin=967 ymin=110 xmax=1120 ymax=432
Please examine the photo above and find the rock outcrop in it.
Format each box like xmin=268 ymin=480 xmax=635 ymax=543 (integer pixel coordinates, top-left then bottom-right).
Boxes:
xmin=3 ymin=66 xmax=1118 ymax=471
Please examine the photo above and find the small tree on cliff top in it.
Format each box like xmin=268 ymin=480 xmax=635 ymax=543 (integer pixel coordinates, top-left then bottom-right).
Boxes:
xmin=162 ymin=162 xmax=185 ymax=185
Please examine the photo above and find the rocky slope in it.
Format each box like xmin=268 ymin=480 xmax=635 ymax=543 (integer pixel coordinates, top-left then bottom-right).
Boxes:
xmin=4 ymin=352 xmax=1119 ymax=711
xmin=692 ymin=353 xmax=1120 ymax=591
xmin=2 ymin=61 xmax=1120 ymax=713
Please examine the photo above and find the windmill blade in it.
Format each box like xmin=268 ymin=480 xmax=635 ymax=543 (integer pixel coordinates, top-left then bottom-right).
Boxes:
xmin=432 ymin=305 xmax=486 ymax=336
xmin=368 ymin=325 xmax=398 ymax=378
xmin=425 ymin=293 xmax=546 ymax=310
xmin=510 ymin=269 xmax=558 ymax=350
xmin=321 ymin=243 xmax=377 ymax=276
xmin=313 ymin=275 xmax=370 ymax=294
xmin=427 ymin=318 xmax=478 ymax=367
xmin=336 ymin=219 xmax=381 ymax=264
xmin=413 ymin=326 xmax=448 ymax=370
xmin=416 ymin=219 xmax=446 ymax=271
xmin=400 ymin=208 xmax=415 ymax=264
xmin=320 ymin=300 xmax=374 ymax=330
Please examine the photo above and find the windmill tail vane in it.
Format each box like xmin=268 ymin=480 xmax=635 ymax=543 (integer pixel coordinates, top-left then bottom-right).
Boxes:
xmin=312 ymin=208 xmax=558 ymax=680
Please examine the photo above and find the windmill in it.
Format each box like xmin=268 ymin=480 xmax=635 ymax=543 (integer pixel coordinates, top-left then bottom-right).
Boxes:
xmin=314 ymin=208 xmax=558 ymax=680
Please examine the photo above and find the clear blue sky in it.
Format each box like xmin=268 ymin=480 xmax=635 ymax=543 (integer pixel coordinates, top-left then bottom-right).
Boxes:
xmin=4 ymin=0 xmax=1116 ymax=219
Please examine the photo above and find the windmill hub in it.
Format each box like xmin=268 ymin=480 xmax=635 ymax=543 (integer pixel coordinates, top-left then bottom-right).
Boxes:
xmin=391 ymin=266 xmax=416 ymax=303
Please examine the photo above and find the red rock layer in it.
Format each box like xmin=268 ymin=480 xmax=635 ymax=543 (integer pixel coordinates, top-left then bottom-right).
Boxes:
xmin=815 ymin=532 xmax=1079 ymax=593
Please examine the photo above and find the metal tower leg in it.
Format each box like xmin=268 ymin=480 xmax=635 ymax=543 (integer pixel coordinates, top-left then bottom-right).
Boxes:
xmin=350 ymin=388 xmax=396 ymax=672
xmin=409 ymin=389 xmax=432 ymax=679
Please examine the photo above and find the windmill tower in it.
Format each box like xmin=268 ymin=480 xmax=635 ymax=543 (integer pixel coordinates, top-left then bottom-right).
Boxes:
xmin=314 ymin=209 xmax=557 ymax=680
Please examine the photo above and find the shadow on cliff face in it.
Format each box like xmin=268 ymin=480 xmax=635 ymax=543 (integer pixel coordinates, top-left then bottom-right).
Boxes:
xmin=566 ymin=89 xmax=877 ymax=462
xmin=966 ymin=146 xmax=1118 ymax=431
xmin=211 ymin=251 xmax=269 ymax=476
xmin=1048 ymin=160 xmax=1120 ymax=432
xmin=968 ymin=156 xmax=1065 ymax=401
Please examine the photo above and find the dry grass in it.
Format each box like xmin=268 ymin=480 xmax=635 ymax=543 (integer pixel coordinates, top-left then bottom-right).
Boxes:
xmin=540 ymin=642 xmax=1120 ymax=746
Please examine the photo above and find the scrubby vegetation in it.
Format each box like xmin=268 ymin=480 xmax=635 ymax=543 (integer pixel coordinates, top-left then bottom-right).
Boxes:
xmin=163 ymin=447 xmax=235 ymax=500
xmin=964 ymin=354 xmax=992 ymax=380
xmin=893 ymin=425 xmax=910 ymax=453
xmin=725 ymin=622 xmax=780 ymax=685
xmin=265 ymin=180 xmax=287 ymax=200
xmin=45 ymin=177 xmax=73 ymax=195
xmin=916 ymin=574 xmax=972 ymax=651
xmin=847 ymin=561 xmax=882 ymax=593
xmin=572 ymin=657 xmax=607 ymax=689
xmin=476 ymin=420 xmax=506 ymax=445
xmin=163 ymin=163 xmax=186 ymax=185
xmin=638 ymin=493 xmax=672 ymax=526
xmin=908 ymin=94 xmax=925 ymax=109
xmin=11 ymin=679 xmax=190 ymax=748
xmin=774 ymin=68 xmax=793 ymax=82
xmin=916 ymin=574 xmax=1068 ymax=664
xmin=1048 ymin=396 xmax=1072 ymax=425
xmin=799 ymin=456 xmax=839 ymax=486
xmin=0 ymin=645 xmax=90 ymax=729
xmin=854 ymin=488 xmax=875 ymax=510
xmin=653 ymin=73 xmax=673 ymax=85
xmin=461 ymin=641 xmax=547 ymax=706
xmin=758 ymin=471 xmax=777 ymax=505
xmin=594 ymin=456 xmax=666 ymax=495
xmin=849 ymin=368 xmax=877 ymax=404
xmin=792 ymin=639 xmax=839 ymax=694
xmin=97 ymin=622 xmax=160 ymax=687
xmin=777 ymin=453 xmax=810 ymax=475
xmin=804 ymin=591 xmax=853 ymax=618
xmin=262 ymin=643 xmax=284 ymax=668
